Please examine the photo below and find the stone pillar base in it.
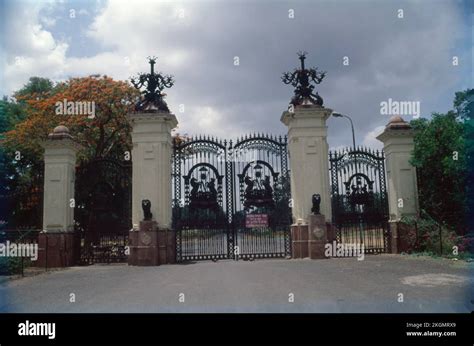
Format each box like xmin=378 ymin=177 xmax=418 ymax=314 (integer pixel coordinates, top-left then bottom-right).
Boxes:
xmin=308 ymin=214 xmax=328 ymax=259
xmin=36 ymin=232 xmax=77 ymax=268
xmin=291 ymin=223 xmax=309 ymax=258
xmin=128 ymin=221 xmax=176 ymax=266
xmin=389 ymin=221 xmax=414 ymax=254
xmin=291 ymin=214 xmax=331 ymax=259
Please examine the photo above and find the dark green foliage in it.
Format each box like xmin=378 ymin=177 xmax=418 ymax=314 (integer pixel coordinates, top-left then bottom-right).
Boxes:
xmin=410 ymin=89 xmax=472 ymax=233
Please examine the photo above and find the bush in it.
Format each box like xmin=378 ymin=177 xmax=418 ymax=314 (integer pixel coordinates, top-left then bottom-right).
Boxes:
xmin=0 ymin=256 xmax=31 ymax=275
xmin=401 ymin=215 xmax=473 ymax=259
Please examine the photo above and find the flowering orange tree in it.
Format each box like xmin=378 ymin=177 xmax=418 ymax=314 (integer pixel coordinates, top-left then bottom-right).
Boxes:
xmin=5 ymin=75 xmax=140 ymax=164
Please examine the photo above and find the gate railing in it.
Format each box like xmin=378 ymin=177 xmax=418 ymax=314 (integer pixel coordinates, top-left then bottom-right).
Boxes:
xmin=329 ymin=147 xmax=390 ymax=254
xmin=75 ymin=157 xmax=132 ymax=264
xmin=173 ymin=133 xmax=292 ymax=261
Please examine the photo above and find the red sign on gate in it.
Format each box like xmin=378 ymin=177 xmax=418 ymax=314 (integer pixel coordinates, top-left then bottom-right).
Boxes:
xmin=245 ymin=214 xmax=269 ymax=228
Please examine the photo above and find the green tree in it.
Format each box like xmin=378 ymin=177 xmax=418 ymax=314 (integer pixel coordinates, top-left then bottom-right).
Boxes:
xmin=13 ymin=77 xmax=57 ymax=102
xmin=410 ymin=89 xmax=472 ymax=233
xmin=0 ymin=77 xmax=57 ymax=207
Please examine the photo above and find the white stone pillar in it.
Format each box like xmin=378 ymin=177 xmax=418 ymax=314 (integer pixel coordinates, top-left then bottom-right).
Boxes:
xmin=128 ymin=112 xmax=178 ymax=230
xmin=42 ymin=126 xmax=81 ymax=232
xmin=376 ymin=116 xmax=419 ymax=221
xmin=281 ymin=105 xmax=333 ymax=223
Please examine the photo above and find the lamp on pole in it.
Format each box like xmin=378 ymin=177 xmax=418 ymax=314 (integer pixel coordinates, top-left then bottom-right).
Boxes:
xmin=332 ymin=112 xmax=360 ymax=241
xmin=332 ymin=112 xmax=356 ymax=151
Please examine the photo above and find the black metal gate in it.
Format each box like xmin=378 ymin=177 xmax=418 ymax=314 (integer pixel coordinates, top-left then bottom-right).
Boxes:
xmin=329 ymin=147 xmax=390 ymax=254
xmin=173 ymin=134 xmax=292 ymax=261
xmin=75 ymin=158 xmax=132 ymax=264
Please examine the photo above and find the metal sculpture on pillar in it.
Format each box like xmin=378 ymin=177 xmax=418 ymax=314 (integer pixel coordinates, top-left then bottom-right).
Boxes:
xmin=131 ymin=56 xmax=174 ymax=112
xmin=281 ymin=51 xmax=326 ymax=107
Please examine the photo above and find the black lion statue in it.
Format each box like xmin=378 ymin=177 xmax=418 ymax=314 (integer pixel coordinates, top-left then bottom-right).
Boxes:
xmin=311 ymin=194 xmax=321 ymax=215
xmin=142 ymin=199 xmax=153 ymax=221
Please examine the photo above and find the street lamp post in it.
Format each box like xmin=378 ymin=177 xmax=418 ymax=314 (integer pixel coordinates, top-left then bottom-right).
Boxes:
xmin=332 ymin=112 xmax=362 ymax=242
xmin=332 ymin=112 xmax=356 ymax=151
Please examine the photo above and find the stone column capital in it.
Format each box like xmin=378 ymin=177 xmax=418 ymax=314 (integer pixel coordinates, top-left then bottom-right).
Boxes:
xmin=41 ymin=125 xmax=83 ymax=153
xmin=128 ymin=112 xmax=178 ymax=129
xmin=41 ymin=137 xmax=83 ymax=153
xmin=376 ymin=116 xmax=415 ymax=145
xmin=281 ymin=105 xmax=333 ymax=127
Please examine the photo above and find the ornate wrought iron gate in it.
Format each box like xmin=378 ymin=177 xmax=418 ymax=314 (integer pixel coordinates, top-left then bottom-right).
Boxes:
xmin=75 ymin=158 xmax=132 ymax=263
xmin=173 ymin=134 xmax=292 ymax=261
xmin=329 ymin=147 xmax=390 ymax=254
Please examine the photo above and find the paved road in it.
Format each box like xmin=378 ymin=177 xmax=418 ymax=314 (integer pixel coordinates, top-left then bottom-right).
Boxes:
xmin=0 ymin=255 xmax=472 ymax=313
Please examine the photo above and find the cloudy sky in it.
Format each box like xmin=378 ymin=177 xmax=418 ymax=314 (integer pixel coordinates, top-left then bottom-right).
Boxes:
xmin=0 ymin=0 xmax=472 ymax=149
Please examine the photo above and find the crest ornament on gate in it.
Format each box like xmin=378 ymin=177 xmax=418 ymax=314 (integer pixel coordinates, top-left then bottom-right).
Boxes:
xmin=186 ymin=165 xmax=221 ymax=212
xmin=344 ymin=174 xmax=375 ymax=208
xmin=241 ymin=162 xmax=276 ymax=211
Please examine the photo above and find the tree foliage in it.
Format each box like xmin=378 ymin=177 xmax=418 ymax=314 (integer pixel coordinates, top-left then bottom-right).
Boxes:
xmin=0 ymin=76 xmax=139 ymax=228
xmin=5 ymin=75 xmax=139 ymax=164
xmin=410 ymin=89 xmax=472 ymax=233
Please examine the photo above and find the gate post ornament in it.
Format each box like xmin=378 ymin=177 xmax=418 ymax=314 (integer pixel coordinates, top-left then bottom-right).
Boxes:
xmin=131 ymin=56 xmax=174 ymax=113
xmin=281 ymin=51 xmax=326 ymax=107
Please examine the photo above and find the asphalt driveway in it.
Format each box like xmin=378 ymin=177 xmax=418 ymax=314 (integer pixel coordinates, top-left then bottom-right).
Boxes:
xmin=0 ymin=255 xmax=472 ymax=313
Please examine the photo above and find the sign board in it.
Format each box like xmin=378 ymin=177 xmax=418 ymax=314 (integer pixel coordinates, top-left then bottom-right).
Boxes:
xmin=245 ymin=214 xmax=268 ymax=228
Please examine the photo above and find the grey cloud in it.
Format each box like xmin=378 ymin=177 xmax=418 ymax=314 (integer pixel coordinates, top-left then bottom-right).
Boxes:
xmin=3 ymin=0 xmax=470 ymax=150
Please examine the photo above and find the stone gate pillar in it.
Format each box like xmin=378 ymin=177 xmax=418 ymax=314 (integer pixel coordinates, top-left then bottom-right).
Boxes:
xmin=281 ymin=104 xmax=333 ymax=223
xmin=38 ymin=125 xmax=82 ymax=267
xmin=376 ymin=115 xmax=419 ymax=253
xmin=128 ymin=112 xmax=178 ymax=230
xmin=127 ymin=57 xmax=178 ymax=266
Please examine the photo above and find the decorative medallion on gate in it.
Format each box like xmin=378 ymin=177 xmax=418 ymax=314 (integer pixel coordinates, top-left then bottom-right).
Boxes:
xmin=240 ymin=161 xmax=278 ymax=211
xmin=344 ymin=173 xmax=375 ymax=208
xmin=185 ymin=164 xmax=222 ymax=212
